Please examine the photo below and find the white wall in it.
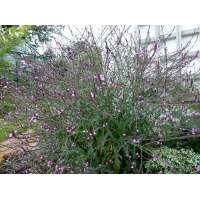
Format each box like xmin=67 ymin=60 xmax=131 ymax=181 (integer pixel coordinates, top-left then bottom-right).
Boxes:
xmin=138 ymin=25 xmax=200 ymax=73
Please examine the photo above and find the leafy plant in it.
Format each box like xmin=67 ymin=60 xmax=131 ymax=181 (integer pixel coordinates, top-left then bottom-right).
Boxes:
xmin=145 ymin=146 xmax=200 ymax=173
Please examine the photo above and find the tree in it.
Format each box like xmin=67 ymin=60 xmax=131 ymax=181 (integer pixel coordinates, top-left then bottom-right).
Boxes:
xmin=0 ymin=25 xmax=63 ymax=76
xmin=0 ymin=25 xmax=32 ymax=75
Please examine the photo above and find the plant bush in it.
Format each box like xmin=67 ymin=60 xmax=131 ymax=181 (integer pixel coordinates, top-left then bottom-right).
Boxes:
xmin=1 ymin=26 xmax=200 ymax=174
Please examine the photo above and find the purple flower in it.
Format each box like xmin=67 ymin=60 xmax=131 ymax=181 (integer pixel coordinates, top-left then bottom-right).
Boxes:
xmin=47 ymin=160 xmax=53 ymax=167
xmin=185 ymin=110 xmax=200 ymax=117
xmin=99 ymin=74 xmax=105 ymax=81
xmin=192 ymin=128 xmax=199 ymax=135
xmin=192 ymin=111 xmax=200 ymax=117
xmin=57 ymin=108 xmax=64 ymax=115
xmin=30 ymin=113 xmax=39 ymax=123
xmin=31 ymin=95 xmax=36 ymax=101
xmin=71 ymin=91 xmax=75 ymax=97
xmin=59 ymin=165 xmax=65 ymax=173
xmin=112 ymin=82 xmax=117 ymax=87
xmin=66 ymin=125 xmax=76 ymax=135
xmin=54 ymin=164 xmax=65 ymax=174
xmin=95 ymin=74 xmax=105 ymax=82
xmin=69 ymin=90 xmax=76 ymax=97
xmin=110 ymin=80 xmax=117 ymax=88
xmin=42 ymin=123 xmax=50 ymax=130
xmin=159 ymin=113 xmax=179 ymax=125
xmin=15 ymin=87 xmax=21 ymax=93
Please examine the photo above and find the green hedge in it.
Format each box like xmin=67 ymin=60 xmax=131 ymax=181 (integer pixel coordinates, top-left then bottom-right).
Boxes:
xmin=145 ymin=146 xmax=200 ymax=174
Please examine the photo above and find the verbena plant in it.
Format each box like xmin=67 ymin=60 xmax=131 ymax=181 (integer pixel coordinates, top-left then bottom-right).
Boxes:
xmin=2 ymin=26 xmax=200 ymax=173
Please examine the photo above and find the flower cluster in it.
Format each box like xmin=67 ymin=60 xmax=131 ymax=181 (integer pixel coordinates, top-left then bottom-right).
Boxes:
xmin=66 ymin=124 xmax=76 ymax=135
xmin=185 ymin=110 xmax=200 ymax=117
xmin=192 ymin=127 xmax=199 ymax=135
xmin=54 ymin=164 xmax=65 ymax=174
xmin=159 ymin=113 xmax=180 ymax=125
xmin=96 ymin=74 xmax=105 ymax=82
xmin=56 ymin=108 xmax=64 ymax=115
xmin=82 ymin=129 xmax=97 ymax=140
xmin=67 ymin=89 xmax=76 ymax=97
xmin=133 ymin=138 xmax=140 ymax=144
xmin=71 ymin=91 xmax=76 ymax=97
xmin=15 ymin=86 xmax=22 ymax=93
xmin=94 ymin=74 xmax=106 ymax=87
xmin=47 ymin=160 xmax=53 ymax=167
xmin=42 ymin=123 xmax=50 ymax=131
xmin=29 ymin=113 xmax=39 ymax=123
xmin=30 ymin=95 xmax=36 ymax=101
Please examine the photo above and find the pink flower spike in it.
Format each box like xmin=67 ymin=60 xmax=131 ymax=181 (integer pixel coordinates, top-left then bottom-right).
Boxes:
xmin=47 ymin=160 xmax=53 ymax=167
xmin=30 ymin=113 xmax=39 ymax=123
